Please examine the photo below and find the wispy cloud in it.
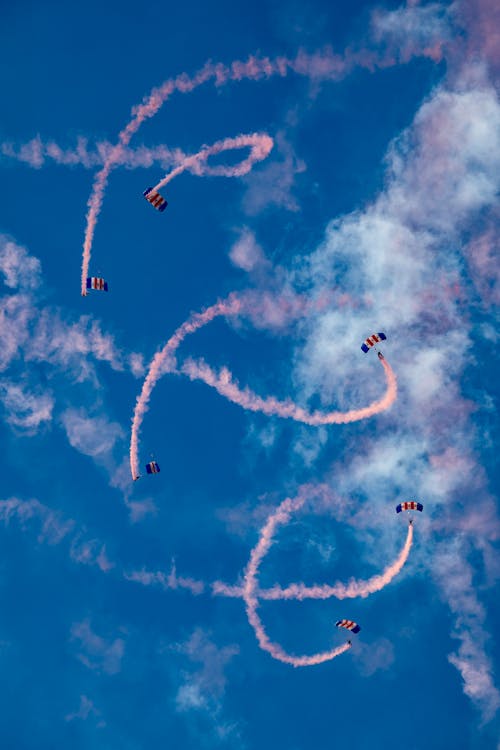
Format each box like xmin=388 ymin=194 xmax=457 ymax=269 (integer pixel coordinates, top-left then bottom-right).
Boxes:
xmin=170 ymin=629 xmax=241 ymax=744
xmin=70 ymin=619 xmax=125 ymax=675
xmin=435 ymin=541 xmax=500 ymax=722
xmin=0 ymin=497 xmax=74 ymax=545
xmin=0 ymin=380 xmax=54 ymax=435
xmin=65 ymin=694 xmax=104 ymax=725
xmin=61 ymin=408 xmax=124 ymax=460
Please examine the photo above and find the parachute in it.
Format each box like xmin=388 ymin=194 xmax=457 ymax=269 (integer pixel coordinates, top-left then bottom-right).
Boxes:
xmin=146 ymin=460 xmax=160 ymax=475
xmin=143 ymin=187 xmax=168 ymax=212
xmin=336 ymin=619 xmax=361 ymax=634
xmin=361 ymin=332 xmax=386 ymax=353
xmin=396 ymin=501 xmax=423 ymax=513
xmin=85 ymin=277 xmax=108 ymax=292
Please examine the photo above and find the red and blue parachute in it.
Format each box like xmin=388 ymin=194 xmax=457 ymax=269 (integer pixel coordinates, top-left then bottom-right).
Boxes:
xmin=146 ymin=460 xmax=160 ymax=475
xmin=336 ymin=619 xmax=361 ymax=634
xmin=361 ymin=332 xmax=386 ymax=353
xmin=143 ymin=187 xmax=168 ymax=212
xmin=396 ymin=501 xmax=423 ymax=513
xmin=86 ymin=277 xmax=108 ymax=292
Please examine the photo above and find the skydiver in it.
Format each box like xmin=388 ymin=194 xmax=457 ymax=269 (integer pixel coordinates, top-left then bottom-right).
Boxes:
xmin=377 ymin=351 xmax=385 ymax=360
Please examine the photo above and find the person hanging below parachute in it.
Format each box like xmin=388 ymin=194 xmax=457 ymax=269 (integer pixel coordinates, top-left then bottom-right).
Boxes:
xmin=143 ymin=187 xmax=168 ymax=212
xmin=396 ymin=500 xmax=423 ymax=523
xmin=361 ymin=332 xmax=386 ymax=359
xmin=83 ymin=276 xmax=108 ymax=296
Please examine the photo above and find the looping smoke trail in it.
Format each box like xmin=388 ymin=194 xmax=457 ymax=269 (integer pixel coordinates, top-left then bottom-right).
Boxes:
xmin=239 ymin=493 xmax=352 ymax=666
xmin=129 ymin=294 xmax=397 ymax=479
xmin=81 ymin=42 xmax=444 ymax=294
xmin=211 ymin=490 xmax=413 ymax=665
xmin=153 ymin=132 xmax=274 ymax=191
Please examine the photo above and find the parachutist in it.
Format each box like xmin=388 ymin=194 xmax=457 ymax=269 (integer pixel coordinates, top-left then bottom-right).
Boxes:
xmin=86 ymin=276 xmax=108 ymax=292
xmin=361 ymin=332 xmax=386 ymax=353
xmin=144 ymin=187 xmax=168 ymax=212
xmin=146 ymin=460 xmax=160 ymax=475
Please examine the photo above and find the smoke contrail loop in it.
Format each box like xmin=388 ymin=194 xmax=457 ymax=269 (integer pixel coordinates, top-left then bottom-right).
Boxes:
xmin=239 ymin=492 xmax=351 ymax=666
xmin=81 ymin=42 xmax=444 ymax=294
xmin=153 ymin=132 xmax=274 ymax=191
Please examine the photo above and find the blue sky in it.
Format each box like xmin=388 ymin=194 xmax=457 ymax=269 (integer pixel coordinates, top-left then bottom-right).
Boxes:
xmin=1 ymin=0 xmax=499 ymax=747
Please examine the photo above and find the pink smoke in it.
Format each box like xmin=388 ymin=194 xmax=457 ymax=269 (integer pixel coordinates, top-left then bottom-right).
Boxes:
xmin=124 ymin=561 xmax=205 ymax=596
xmin=129 ymin=293 xmax=397 ymax=478
xmin=129 ymin=295 xmax=241 ymax=480
xmin=181 ymin=354 xmax=397 ymax=426
xmin=213 ymin=490 xmax=413 ymax=665
xmin=81 ymin=41 xmax=446 ymax=295
xmin=258 ymin=522 xmax=413 ymax=601
xmin=238 ymin=493 xmax=352 ymax=666
xmin=154 ymin=133 xmax=274 ymax=191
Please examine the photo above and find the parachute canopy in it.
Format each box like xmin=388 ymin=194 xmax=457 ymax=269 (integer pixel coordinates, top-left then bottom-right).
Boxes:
xmin=146 ymin=460 xmax=160 ymax=475
xmin=336 ymin=619 xmax=361 ymax=634
xmin=86 ymin=277 xmax=108 ymax=292
xmin=143 ymin=187 xmax=168 ymax=212
xmin=361 ymin=332 xmax=386 ymax=353
xmin=396 ymin=501 xmax=423 ymax=513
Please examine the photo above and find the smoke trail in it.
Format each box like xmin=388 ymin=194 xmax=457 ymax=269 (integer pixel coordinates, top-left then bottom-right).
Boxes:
xmin=129 ymin=295 xmax=241 ymax=480
xmin=153 ymin=133 xmax=274 ymax=191
xmin=124 ymin=560 xmax=205 ymax=596
xmin=130 ymin=294 xmax=397 ymax=478
xmin=81 ymin=42 xmax=445 ymax=294
xmin=239 ymin=493 xmax=352 ymax=666
xmin=231 ymin=491 xmax=413 ymax=665
xmin=181 ymin=354 xmax=397 ymax=425
xmin=258 ymin=522 xmax=413 ymax=601
xmin=1 ymin=136 xmax=188 ymax=170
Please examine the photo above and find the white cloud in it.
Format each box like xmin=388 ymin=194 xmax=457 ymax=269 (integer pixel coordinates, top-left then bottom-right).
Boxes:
xmin=0 ymin=380 xmax=54 ymax=434
xmin=0 ymin=236 xmax=41 ymax=290
xmin=289 ymin=63 xmax=500 ymax=720
xmin=229 ymin=228 xmax=267 ymax=272
xmin=242 ymin=132 xmax=306 ymax=215
xmin=61 ymin=408 xmax=124 ymax=459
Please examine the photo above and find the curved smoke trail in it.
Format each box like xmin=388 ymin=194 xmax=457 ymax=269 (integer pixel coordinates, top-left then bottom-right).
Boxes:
xmin=130 ymin=294 xmax=397 ymax=479
xmin=258 ymin=522 xmax=413 ymax=601
xmin=129 ymin=295 xmax=242 ymax=480
xmin=239 ymin=493 xmax=351 ymax=666
xmin=153 ymin=132 xmax=274 ymax=191
xmin=81 ymin=43 xmax=444 ymax=294
xmin=210 ymin=490 xmax=413 ymax=665
xmin=181 ymin=355 xmax=397 ymax=426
